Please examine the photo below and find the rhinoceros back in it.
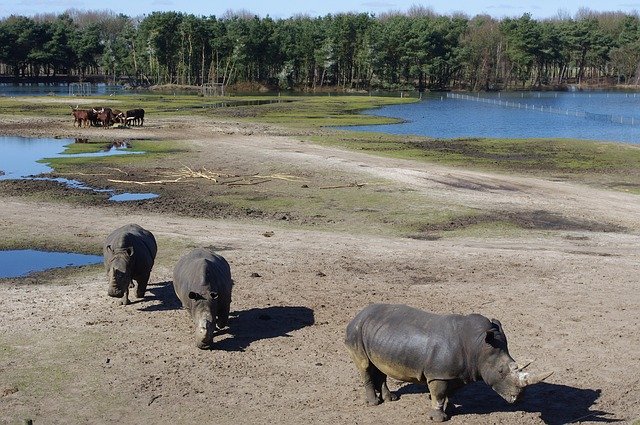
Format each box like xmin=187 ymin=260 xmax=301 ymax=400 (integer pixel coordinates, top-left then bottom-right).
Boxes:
xmin=172 ymin=247 xmax=232 ymax=310
xmin=345 ymin=304 xmax=492 ymax=383
xmin=103 ymin=223 xmax=157 ymax=278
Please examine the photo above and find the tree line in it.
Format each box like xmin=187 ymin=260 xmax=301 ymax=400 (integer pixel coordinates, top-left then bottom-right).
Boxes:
xmin=2 ymin=7 xmax=640 ymax=91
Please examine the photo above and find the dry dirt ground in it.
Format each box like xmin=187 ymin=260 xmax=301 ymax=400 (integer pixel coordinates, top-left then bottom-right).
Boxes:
xmin=0 ymin=114 xmax=639 ymax=425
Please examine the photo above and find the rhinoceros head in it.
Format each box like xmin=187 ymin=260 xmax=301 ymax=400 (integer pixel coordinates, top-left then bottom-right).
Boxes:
xmin=188 ymin=291 xmax=219 ymax=349
xmin=106 ymin=245 xmax=134 ymax=298
xmin=479 ymin=319 xmax=553 ymax=404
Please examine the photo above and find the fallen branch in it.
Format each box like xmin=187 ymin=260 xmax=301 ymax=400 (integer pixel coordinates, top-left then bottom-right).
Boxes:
xmin=319 ymin=182 xmax=366 ymax=189
xmin=104 ymin=167 xmax=129 ymax=175
xmin=105 ymin=166 xmax=308 ymax=187
xmin=227 ymin=179 xmax=271 ymax=186
xmin=107 ymin=177 xmax=185 ymax=185
xmin=254 ymin=173 xmax=308 ymax=182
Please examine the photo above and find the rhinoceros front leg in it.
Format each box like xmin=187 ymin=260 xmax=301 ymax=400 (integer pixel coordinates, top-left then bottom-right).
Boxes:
xmin=380 ymin=378 xmax=398 ymax=402
xmin=216 ymin=299 xmax=231 ymax=329
xmin=426 ymin=380 xmax=450 ymax=422
xmin=120 ymin=288 xmax=130 ymax=306
xmin=135 ymin=274 xmax=149 ymax=299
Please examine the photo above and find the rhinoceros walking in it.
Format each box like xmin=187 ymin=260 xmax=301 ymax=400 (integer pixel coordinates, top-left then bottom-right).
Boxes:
xmin=103 ymin=224 xmax=157 ymax=305
xmin=345 ymin=304 xmax=552 ymax=422
xmin=173 ymin=247 xmax=233 ymax=349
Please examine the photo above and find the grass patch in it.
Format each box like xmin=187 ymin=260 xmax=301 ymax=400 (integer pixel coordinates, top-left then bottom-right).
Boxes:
xmin=43 ymin=139 xmax=181 ymax=173
xmin=0 ymin=93 xmax=412 ymax=125
xmin=201 ymin=95 xmax=413 ymax=128
xmin=311 ymin=132 xmax=640 ymax=189
xmin=212 ymin=184 xmax=475 ymax=237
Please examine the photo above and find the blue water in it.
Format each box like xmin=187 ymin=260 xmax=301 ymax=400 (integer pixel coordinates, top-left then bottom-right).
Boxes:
xmin=0 ymin=250 xmax=102 ymax=278
xmin=341 ymin=91 xmax=640 ymax=144
xmin=0 ymin=137 xmax=142 ymax=180
xmin=108 ymin=192 xmax=159 ymax=202
xmin=0 ymin=83 xmax=127 ymax=97
xmin=0 ymin=136 xmax=157 ymax=201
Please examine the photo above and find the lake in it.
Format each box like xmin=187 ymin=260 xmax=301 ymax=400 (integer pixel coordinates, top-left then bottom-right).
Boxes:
xmin=0 ymin=83 xmax=128 ymax=97
xmin=340 ymin=91 xmax=640 ymax=144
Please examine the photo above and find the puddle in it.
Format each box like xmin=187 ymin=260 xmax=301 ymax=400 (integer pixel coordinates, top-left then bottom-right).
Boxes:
xmin=0 ymin=250 xmax=103 ymax=278
xmin=108 ymin=192 xmax=159 ymax=201
xmin=0 ymin=136 xmax=158 ymax=201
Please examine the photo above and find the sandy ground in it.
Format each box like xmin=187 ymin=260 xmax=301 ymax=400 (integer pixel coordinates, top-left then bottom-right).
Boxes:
xmin=0 ymin=114 xmax=639 ymax=425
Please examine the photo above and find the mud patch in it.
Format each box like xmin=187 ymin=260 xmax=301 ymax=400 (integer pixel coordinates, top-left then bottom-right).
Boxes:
xmin=418 ymin=210 xmax=624 ymax=234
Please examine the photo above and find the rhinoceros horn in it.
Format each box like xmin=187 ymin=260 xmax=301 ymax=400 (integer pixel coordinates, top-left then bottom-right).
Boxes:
xmin=518 ymin=370 xmax=554 ymax=387
xmin=517 ymin=360 xmax=533 ymax=371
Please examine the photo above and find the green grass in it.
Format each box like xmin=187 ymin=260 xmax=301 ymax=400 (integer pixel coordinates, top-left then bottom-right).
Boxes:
xmin=310 ymin=132 xmax=640 ymax=191
xmin=201 ymin=95 xmax=412 ymax=127
xmin=43 ymin=139 xmax=182 ymax=172
xmin=0 ymin=93 xmax=412 ymax=125
xmin=211 ymin=182 xmax=473 ymax=237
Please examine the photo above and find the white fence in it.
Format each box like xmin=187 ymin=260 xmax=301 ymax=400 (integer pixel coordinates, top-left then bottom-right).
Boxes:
xmin=446 ymin=92 xmax=639 ymax=126
xmin=69 ymin=82 xmax=91 ymax=96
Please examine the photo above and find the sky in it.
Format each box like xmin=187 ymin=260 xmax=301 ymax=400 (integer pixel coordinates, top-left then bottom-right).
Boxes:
xmin=2 ymin=0 xmax=640 ymax=20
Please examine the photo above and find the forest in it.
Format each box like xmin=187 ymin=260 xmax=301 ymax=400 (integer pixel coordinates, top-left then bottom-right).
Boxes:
xmin=1 ymin=7 xmax=640 ymax=91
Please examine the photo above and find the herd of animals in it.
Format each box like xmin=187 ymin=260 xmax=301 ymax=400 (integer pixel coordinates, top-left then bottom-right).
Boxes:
xmin=71 ymin=106 xmax=145 ymax=128
xmin=103 ymin=223 xmax=553 ymax=422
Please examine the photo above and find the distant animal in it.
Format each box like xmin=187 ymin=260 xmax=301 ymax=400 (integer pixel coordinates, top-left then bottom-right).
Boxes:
xmin=71 ymin=107 xmax=90 ymax=127
xmin=344 ymin=304 xmax=552 ymax=422
xmin=112 ymin=109 xmax=125 ymax=124
xmin=125 ymin=108 xmax=145 ymax=126
xmin=173 ymin=247 xmax=233 ymax=349
xmin=93 ymin=107 xmax=114 ymax=127
xmin=103 ymin=224 xmax=157 ymax=305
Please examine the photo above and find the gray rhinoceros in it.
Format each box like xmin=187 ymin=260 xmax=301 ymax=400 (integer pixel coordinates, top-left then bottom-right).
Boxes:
xmin=103 ymin=224 xmax=157 ymax=305
xmin=345 ymin=304 xmax=552 ymax=422
xmin=172 ymin=247 xmax=233 ymax=349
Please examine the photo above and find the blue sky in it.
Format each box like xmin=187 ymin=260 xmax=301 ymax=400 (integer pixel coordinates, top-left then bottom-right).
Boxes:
xmin=2 ymin=0 xmax=640 ymax=19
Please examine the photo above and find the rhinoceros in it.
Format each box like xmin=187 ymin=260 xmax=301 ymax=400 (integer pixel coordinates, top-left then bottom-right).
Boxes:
xmin=172 ymin=247 xmax=233 ymax=349
xmin=344 ymin=304 xmax=552 ymax=422
xmin=103 ymin=224 xmax=157 ymax=305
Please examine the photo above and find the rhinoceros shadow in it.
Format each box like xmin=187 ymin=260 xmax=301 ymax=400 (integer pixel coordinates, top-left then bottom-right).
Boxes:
xmin=213 ymin=306 xmax=315 ymax=352
xmin=396 ymin=381 xmax=619 ymax=424
xmin=137 ymin=281 xmax=182 ymax=311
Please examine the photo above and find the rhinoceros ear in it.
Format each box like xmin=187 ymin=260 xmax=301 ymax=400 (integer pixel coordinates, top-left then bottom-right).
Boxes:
xmin=490 ymin=318 xmax=504 ymax=332
xmin=485 ymin=329 xmax=496 ymax=343
xmin=106 ymin=245 xmax=113 ymax=254
xmin=189 ymin=291 xmax=205 ymax=300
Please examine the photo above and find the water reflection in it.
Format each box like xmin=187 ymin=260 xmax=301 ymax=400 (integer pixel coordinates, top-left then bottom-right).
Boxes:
xmin=0 ymin=250 xmax=102 ymax=278
xmin=0 ymin=83 xmax=128 ymax=97
xmin=0 ymin=136 xmax=158 ymax=201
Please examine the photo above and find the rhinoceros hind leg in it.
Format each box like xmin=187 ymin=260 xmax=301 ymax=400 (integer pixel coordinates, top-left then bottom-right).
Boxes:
xmin=357 ymin=364 xmax=382 ymax=405
xmin=427 ymin=409 xmax=449 ymax=422
xmin=427 ymin=380 xmax=450 ymax=422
